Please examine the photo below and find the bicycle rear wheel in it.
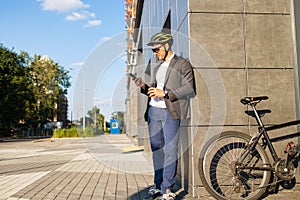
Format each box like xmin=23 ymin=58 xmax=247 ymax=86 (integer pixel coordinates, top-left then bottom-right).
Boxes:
xmin=198 ymin=131 xmax=271 ymax=200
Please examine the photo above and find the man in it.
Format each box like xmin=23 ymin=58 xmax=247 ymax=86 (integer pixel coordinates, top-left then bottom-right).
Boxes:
xmin=132 ymin=32 xmax=196 ymax=200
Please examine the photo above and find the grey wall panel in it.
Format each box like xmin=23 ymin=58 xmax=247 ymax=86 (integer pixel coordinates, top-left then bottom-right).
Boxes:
xmin=246 ymin=15 xmax=293 ymax=68
xmin=244 ymin=0 xmax=290 ymax=13
xmin=191 ymin=69 xmax=248 ymax=126
xmin=247 ymin=69 xmax=296 ymax=124
xmin=189 ymin=0 xmax=243 ymax=12
xmin=190 ymin=14 xmax=245 ymax=68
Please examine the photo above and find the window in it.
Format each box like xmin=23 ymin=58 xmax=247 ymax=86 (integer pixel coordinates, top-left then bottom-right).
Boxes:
xmin=162 ymin=11 xmax=171 ymax=34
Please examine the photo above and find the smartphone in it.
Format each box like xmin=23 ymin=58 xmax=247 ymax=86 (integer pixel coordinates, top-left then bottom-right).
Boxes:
xmin=128 ymin=73 xmax=137 ymax=79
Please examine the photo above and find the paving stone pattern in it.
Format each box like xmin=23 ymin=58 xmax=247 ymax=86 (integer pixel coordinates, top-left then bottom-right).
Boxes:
xmin=1 ymin=135 xmax=300 ymax=200
xmin=0 ymin=135 xmax=156 ymax=200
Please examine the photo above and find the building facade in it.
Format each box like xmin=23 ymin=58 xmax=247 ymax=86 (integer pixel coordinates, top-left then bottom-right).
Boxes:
xmin=125 ymin=0 xmax=300 ymax=197
xmin=54 ymin=95 xmax=68 ymax=128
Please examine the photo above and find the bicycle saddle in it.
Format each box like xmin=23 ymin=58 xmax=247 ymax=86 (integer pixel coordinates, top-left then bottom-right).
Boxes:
xmin=240 ymin=96 xmax=269 ymax=105
xmin=245 ymin=109 xmax=272 ymax=118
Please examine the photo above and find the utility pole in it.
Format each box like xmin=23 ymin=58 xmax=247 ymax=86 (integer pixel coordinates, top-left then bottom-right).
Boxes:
xmin=83 ymin=73 xmax=86 ymax=132
xmin=94 ymin=110 xmax=97 ymax=133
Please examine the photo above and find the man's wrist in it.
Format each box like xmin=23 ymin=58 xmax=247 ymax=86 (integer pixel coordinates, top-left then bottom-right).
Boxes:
xmin=164 ymin=90 xmax=169 ymax=99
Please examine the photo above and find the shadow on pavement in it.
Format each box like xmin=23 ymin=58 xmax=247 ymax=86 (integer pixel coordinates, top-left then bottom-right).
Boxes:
xmin=0 ymin=137 xmax=51 ymax=143
xmin=129 ymin=185 xmax=190 ymax=200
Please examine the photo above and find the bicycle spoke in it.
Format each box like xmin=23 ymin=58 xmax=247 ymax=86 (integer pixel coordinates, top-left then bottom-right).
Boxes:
xmin=199 ymin=131 xmax=271 ymax=200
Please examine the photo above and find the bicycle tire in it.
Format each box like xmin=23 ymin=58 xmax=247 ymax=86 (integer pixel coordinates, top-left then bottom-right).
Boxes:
xmin=198 ymin=131 xmax=271 ymax=200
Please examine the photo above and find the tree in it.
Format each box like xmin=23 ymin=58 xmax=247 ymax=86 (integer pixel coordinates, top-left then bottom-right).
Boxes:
xmin=28 ymin=55 xmax=70 ymax=126
xmin=87 ymin=106 xmax=105 ymax=130
xmin=0 ymin=44 xmax=71 ymax=136
xmin=0 ymin=45 xmax=33 ymax=135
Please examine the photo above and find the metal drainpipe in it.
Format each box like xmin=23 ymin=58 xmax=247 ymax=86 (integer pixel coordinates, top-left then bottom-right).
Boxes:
xmin=191 ymin=129 xmax=195 ymax=197
xmin=291 ymin=0 xmax=300 ymax=140
xmin=187 ymin=0 xmax=196 ymax=196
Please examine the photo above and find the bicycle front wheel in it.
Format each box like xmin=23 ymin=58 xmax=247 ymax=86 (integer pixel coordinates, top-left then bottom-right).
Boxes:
xmin=198 ymin=131 xmax=271 ymax=200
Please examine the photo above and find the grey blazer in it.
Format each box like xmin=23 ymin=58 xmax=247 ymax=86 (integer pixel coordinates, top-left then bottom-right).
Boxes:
xmin=141 ymin=55 xmax=196 ymax=121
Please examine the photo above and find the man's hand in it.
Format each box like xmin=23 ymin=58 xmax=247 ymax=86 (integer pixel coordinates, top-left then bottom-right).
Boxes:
xmin=133 ymin=77 xmax=145 ymax=89
xmin=147 ymin=87 xmax=165 ymax=99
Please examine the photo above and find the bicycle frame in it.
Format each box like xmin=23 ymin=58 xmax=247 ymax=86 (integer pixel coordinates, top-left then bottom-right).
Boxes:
xmin=244 ymin=102 xmax=300 ymax=166
xmin=198 ymin=96 xmax=300 ymax=200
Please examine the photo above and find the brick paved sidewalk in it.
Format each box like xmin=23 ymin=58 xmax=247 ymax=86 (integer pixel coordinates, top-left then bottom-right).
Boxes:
xmin=2 ymin=134 xmax=300 ymax=200
xmin=0 ymin=134 xmax=159 ymax=200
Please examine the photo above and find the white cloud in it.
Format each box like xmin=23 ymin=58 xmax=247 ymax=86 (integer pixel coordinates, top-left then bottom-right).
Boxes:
xmin=66 ymin=11 xmax=96 ymax=21
xmin=83 ymin=20 xmax=102 ymax=28
xmin=38 ymin=0 xmax=89 ymax=12
xmin=38 ymin=0 xmax=101 ymax=28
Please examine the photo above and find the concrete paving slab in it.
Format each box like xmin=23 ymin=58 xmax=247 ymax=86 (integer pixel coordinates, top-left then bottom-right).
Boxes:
xmin=1 ymin=134 xmax=300 ymax=199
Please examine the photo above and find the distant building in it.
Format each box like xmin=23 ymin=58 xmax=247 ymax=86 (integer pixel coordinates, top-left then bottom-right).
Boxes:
xmin=54 ymin=95 xmax=68 ymax=127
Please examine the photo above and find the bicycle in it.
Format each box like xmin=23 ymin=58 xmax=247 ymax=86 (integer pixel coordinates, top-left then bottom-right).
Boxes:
xmin=198 ymin=96 xmax=300 ymax=200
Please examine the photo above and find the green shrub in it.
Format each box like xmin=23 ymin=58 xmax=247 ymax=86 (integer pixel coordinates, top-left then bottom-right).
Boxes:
xmin=53 ymin=129 xmax=62 ymax=138
xmin=52 ymin=127 xmax=104 ymax=138
xmin=79 ymin=127 xmax=95 ymax=137
xmin=53 ymin=127 xmax=79 ymax=138
xmin=68 ymin=127 xmax=79 ymax=137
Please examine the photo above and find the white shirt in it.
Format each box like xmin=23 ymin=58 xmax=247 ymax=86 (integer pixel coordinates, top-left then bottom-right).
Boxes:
xmin=149 ymin=54 xmax=174 ymax=108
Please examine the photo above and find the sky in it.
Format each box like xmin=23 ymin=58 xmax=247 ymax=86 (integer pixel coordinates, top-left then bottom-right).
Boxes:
xmin=0 ymin=0 xmax=127 ymax=121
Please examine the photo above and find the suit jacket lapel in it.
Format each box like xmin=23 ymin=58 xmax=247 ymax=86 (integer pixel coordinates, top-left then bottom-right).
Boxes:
xmin=164 ymin=55 xmax=177 ymax=86
xmin=152 ymin=62 xmax=162 ymax=87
